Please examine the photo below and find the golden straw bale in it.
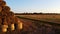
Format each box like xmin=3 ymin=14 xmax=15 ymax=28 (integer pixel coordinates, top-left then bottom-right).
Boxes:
xmin=7 ymin=12 xmax=15 ymax=24
xmin=8 ymin=17 xmax=15 ymax=24
xmin=6 ymin=18 xmax=11 ymax=24
xmin=1 ymin=11 xmax=7 ymax=16
xmin=0 ymin=1 xmax=6 ymax=6
xmin=1 ymin=16 xmax=8 ymax=25
xmin=17 ymin=21 xmax=23 ymax=30
xmin=0 ymin=18 xmax=2 ymax=25
xmin=0 ymin=0 xmax=3 ymax=1
xmin=6 ymin=16 xmax=12 ymax=25
xmin=0 ymin=6 xmax=2 ymax=12
xmin=9 ymin=12 xmax=15 ymax=19
xmin=2 ymin=18 xmax=8 ymax=25
xmin=8 ymin=12 xmax=14 ymax=16
xmin=14 ymin=17 xmax=19 ymax=24
xmin=2 ymin=25 xmax=8 ymax=32
xmin=14 ymin=17 xmax=18 ymax=30
xmin=2 ymin=6 xmax=10 ymax=12
xmin=11 ymin=24 xmax=15 ymax=31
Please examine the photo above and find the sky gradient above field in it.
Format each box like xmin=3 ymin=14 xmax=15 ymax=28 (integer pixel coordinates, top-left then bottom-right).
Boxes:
xmin=4 ymin=0 xmax=60 ymax=13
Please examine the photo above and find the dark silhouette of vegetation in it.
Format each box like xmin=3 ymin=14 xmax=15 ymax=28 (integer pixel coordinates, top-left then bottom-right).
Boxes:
xmin=15 ymin=13 xmax=60 ymax=15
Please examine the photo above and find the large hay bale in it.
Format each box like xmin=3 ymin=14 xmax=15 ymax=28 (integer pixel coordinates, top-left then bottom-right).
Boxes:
xmin=11 ymin=24 xmax=15 ymax=31
xmin=0 ymin=18 xmax=2 ymax=25
xmin=0 ymin=1 xmax=6 ymax=6
xmin=0 ymin=0 xmax=3 ymax=1
xmin=2 ymin=25 xmax=8 ymax=32
xmin=0 ymin=6 xmax=2 ymax=12
xmin=17 ymin=22 xmax=23 ymax=30
xmin=8 ymin=12 xmax=15 ymax=18
xmin=14 ymin=17 xmax=18 ymax=24
xmin=16 ymin=18 xmax=23 ymax=30
xmin=2 ymin=18 xmax=7 ymax=25
xmin=1 ymin=16 xmax=8 ymax=25
xmin=14 ymin=17 xmax=23 ymax=30
xmin=8 ymin=12 xmax=15 ymax=24
xmin=1 ymin=11 xmax=7 ymax=16
xmin=0 ymin=13 xmax=2 ymax=25
xmin=6 ymin=17 xmax=11 ymax=25
xmin=2 ymin=6 xmax=10 ymax=12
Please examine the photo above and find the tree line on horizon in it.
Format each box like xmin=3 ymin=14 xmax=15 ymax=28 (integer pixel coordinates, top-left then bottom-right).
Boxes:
xmin=15 ymin=12 xmax=60 ymax=15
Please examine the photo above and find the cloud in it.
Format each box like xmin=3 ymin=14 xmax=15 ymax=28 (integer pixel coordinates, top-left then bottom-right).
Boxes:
xmin=41 ymin=8 xmax=60 ymax=13
xmin=12 ymin=8 xmax=60 ymax=13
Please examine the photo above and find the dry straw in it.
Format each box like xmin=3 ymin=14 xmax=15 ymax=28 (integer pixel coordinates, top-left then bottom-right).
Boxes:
xmin=0 ymin=1 xmax=6 ymax=6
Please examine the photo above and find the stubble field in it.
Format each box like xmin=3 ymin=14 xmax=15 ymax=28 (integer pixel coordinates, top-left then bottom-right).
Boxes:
xmin=16 ymin=14 xmax=60 ymax=24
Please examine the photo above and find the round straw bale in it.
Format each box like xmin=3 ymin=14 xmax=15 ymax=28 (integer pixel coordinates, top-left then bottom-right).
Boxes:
xmin=9 ymin=17 xmax=15 ymax=24
xmin=1 ymin=11 xmax=7 ymax=16
xmin=2 ymin=25 xmax=8 ymax=32
xmin=2 ymin=6 xmax=10 ymax=12
xmin=0 ymin=6 xmax=2 ymax=12
xmin=1 ymin=16 xmax=8 ymax=25
xmin=0 ymin=18 xmax=2 ymax=25
xmin=6 ymin=17 xmax=11 ymax=25
xmin=0 ymin=12 xmax=2 ymax=16
xmin=7 ymin=12 xmax=15 ymax=24
xmin=0 ymin=1 xmax=6 ymax=6
xmin=0 ymin=0 xmax=3 ymax=1
xmin=14 ymin=17 xmax=19 ymax=24
xmin=3 ymin=18 xmax=8 ymax=25
xmin=9 ymin=12 xmax=14 ymax=16
xmin=11 ymin=24 xmax=15 ymax=30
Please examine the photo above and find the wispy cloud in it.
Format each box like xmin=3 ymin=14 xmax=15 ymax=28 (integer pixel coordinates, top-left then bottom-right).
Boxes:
xmin=12 ymin=8 xmax=60 ymax=13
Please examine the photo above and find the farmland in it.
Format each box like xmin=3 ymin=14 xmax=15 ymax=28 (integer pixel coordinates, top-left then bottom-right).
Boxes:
xmin=0 ymin=14 xmax=60 ymax=34
xmin=15 ymin=14 xmax=60 ymax=34
xmin=16 ymin=14 xmax=60 ymax=24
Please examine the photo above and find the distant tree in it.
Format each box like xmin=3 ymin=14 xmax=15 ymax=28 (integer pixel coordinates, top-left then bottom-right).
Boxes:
xmin=33 ymin=12 xmax=37 ymax=14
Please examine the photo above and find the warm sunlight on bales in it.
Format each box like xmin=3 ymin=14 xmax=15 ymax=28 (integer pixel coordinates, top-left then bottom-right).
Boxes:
xmin=2 ymin=25 xmax=8 ymax=32
xmin=18 ymin=20 xmax=23 ymax=30
xmin=0 ymin=0 xmax=24 ymax=33
xmin=11 ymin=24 xmax=15 ymax=31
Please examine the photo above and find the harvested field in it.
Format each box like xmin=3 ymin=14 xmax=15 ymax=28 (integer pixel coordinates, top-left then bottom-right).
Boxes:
xmin=16 ymin=14 xmax=60 ymax=24
xmin=16 ymin=14 xmax=60 ymax=20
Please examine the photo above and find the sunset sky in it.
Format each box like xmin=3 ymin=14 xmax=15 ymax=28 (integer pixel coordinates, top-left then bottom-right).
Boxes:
xmin=5 ymin=0 xmax=60 ymax=13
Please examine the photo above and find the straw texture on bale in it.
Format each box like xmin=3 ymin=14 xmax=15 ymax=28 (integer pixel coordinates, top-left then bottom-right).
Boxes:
xmin=0 ymin=1 xmax=6 ymax=6
xmin=2 ymin=25 xmax=8 ymax=32
xmin=0 ymin=0 xmax=3 ymax=1
xmin=11 ymin=24 xmax=15 ymax=31
xmin=0 ymin=6 xmax=2 ymax=12
xmin=2 ymin=6 xmax=10 ymax=12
